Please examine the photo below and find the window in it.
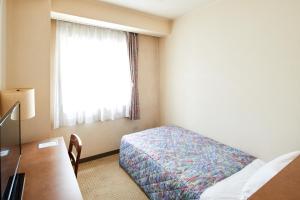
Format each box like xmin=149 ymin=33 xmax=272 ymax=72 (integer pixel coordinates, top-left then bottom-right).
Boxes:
xmin=53 ymin=21 xmax=134 ymax=128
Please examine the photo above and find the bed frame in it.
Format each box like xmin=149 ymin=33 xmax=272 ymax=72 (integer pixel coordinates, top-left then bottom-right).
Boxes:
xmin=249 ymin=155 xmax=300 ymax=200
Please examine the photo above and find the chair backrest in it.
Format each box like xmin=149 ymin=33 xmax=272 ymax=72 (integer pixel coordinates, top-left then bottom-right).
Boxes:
xmin=68 ymin=134 xmax=82 ymax=177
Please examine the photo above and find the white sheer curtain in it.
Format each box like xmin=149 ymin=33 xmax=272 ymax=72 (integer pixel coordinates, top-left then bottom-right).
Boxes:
xmin=53 ymin=21 xmax=132 ymax=128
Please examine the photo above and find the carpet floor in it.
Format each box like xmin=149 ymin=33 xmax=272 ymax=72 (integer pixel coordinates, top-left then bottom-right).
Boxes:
xmin=77 ymin=154 xmax=148 ymax=200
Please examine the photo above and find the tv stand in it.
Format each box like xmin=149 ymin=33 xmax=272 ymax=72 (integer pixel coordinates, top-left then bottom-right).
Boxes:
xmin=3 ymin=173 xmax=25 ymax=200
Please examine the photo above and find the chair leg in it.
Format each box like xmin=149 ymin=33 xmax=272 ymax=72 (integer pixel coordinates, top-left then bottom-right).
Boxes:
xmin=74 ymin=165 xmax=78 ymax=177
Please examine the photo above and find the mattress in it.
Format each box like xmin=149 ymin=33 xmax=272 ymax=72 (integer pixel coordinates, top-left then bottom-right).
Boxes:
xmin=201 ymin=159 xmax=265 ymax=200
xmin=119 ymin=126 xmax=256 ymax=200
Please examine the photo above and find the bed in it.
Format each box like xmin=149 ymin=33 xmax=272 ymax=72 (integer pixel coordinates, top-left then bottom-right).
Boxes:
xmin=119 ymin=125 xmax=258 ymax=200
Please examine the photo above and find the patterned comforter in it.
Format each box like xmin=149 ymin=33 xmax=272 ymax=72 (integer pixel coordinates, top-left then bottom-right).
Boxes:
xmin=119 ymin=126 xmax=255 ymax=200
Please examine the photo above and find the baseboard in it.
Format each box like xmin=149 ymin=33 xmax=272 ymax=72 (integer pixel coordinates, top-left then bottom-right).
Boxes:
xmin=79 ymin=149 xmax=120 ymax=163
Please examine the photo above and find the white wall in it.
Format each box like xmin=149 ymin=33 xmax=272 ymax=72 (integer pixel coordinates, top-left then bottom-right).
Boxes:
xmin=160 ymin=0 xmax=300 ymax=160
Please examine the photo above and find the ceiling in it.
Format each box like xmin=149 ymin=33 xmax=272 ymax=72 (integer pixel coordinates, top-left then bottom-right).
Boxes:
xmin=101 ymin=0 xmax=214 ymax=19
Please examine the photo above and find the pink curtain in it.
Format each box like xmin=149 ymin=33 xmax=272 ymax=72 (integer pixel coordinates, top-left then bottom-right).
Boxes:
xmin=127 ymin=32 xmax=140 ymax=120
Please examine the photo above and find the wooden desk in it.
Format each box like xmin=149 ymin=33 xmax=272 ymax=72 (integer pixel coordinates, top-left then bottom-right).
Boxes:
xmin=19 ymin=137 xmax=83 ymax=200
xmin=249 ymin=155 xmax=300 ymax=200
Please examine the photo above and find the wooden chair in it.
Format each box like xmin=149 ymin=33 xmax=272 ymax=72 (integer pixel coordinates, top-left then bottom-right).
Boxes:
xmin=68 ymin=134 xmax=82 ymax=177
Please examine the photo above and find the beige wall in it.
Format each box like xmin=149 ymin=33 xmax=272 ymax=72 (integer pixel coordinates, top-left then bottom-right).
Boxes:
xmin=6 ymin=0 xmax=52 ymax=142
xmin=8 ymin=0 xmax=300 ymax=161
xmin=0 ymin=0 xmax=7 ymax=91
xmin=7 ymin=0 xmax=160 ymax=158
xmin=160 ymin=0 xmax=300 ymax=161
xmin=51 ymin=0 xmax=171 ymax=36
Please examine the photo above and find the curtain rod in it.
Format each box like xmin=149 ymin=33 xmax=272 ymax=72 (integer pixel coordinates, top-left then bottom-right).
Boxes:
xmin=50 ymin=12 xmax=164 ymax=37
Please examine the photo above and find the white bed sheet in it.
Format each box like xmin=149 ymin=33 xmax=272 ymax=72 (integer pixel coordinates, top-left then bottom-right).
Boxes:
xmin=200 ymin=159 xmax=265 ymax=200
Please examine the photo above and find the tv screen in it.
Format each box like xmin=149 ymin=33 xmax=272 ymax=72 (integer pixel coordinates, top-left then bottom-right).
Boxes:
xmin=0 ymin=103 xmax=21 ymax=199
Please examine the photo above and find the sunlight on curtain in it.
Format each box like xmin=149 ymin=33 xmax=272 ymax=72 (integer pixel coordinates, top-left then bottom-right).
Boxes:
xmin=53 ymin=21 xmax=132 ymax=128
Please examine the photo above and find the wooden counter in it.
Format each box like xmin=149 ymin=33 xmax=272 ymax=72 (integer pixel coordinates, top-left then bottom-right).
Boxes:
xmin=19 ymin=137 xmax=83 ymax=200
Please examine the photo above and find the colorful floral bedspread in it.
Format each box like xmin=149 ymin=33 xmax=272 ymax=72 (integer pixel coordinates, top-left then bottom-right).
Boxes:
xmin=119 ymin=126 xmax=255 ymax=200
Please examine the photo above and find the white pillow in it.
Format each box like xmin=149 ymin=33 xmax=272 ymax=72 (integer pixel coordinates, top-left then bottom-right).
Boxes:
xmin=241 ymin=151 xmax=300 ymax=199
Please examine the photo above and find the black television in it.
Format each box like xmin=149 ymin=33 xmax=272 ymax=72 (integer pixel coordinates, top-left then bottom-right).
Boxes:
xmin=0 ymin=102 xmax=25 ymax=200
